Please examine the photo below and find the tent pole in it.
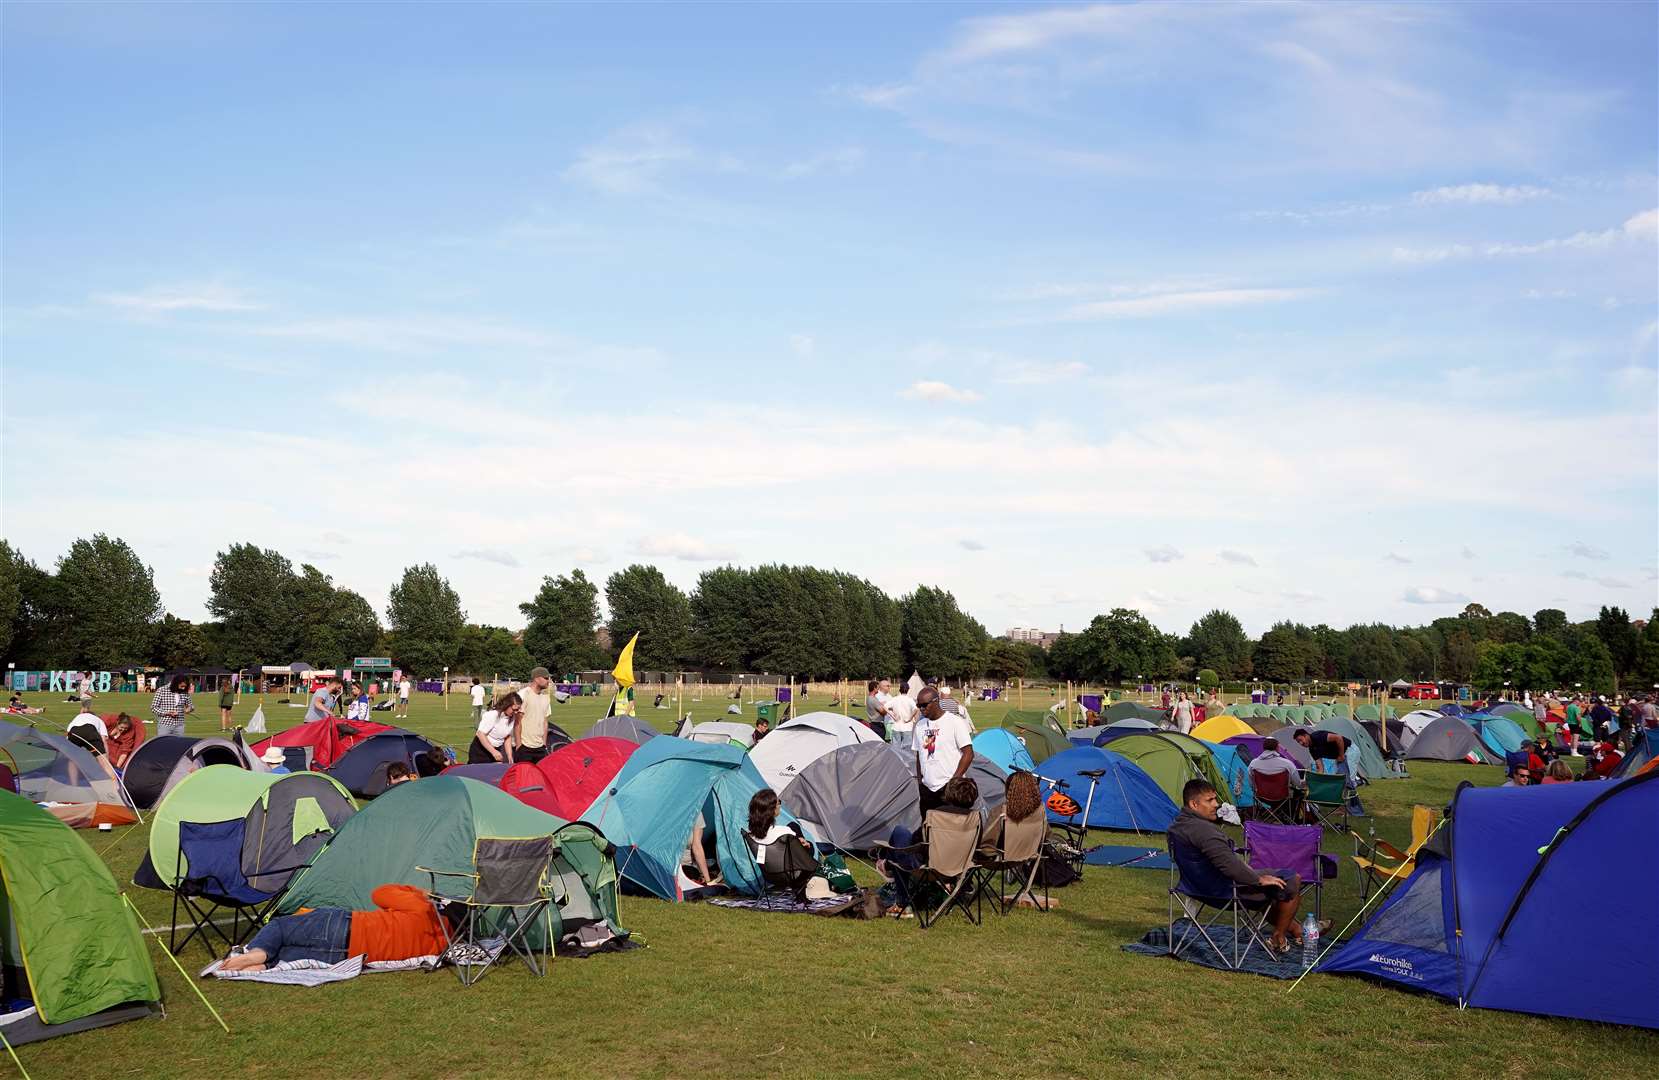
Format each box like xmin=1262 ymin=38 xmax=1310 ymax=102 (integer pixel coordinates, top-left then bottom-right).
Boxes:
xmin=122 ymin=894 xmax=231 ymax=1034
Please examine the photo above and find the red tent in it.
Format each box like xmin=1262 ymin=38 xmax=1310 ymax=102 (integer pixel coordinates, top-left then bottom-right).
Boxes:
xmin=500 ymin=737 xmax=638 ymax=820
xmin=252 ymin=717 xmax=398 ymax=769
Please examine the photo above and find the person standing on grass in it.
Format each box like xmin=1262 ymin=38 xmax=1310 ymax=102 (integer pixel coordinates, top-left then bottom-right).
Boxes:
xmin=865 ymin=678 xmax=893 ymax=733
xmin=219 ymin=679 xmax=236 ymax=732
xmin=1172 ymin=691 xmax=1195 ymax=734
xmin=515 ymin=667 xmax=554 ymax=764
xmin=912 ymin=686 xmax=973 ymax=814
xmin=397 ymin=674 xmax=412 ymax=719
xmin=151 ymin=675 xmax=194 ymax=737
xmin=470 ymin=678 xmax=486 ymax=725
xmin=305 ymin=677 xmax=341 ymax=723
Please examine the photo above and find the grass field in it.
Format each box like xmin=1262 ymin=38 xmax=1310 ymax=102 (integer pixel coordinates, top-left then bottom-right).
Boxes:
xmin=9 ymin=689 xmax=1658 ymax=1080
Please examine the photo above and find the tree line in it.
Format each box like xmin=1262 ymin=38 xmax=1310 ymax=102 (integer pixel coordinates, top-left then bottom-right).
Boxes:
xmin=1 ymin=536 xmax=1655 ymax=693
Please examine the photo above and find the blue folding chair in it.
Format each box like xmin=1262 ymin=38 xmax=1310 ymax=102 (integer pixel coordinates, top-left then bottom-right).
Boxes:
xmin=1167 ymin=835 xmax=1279 ymax=970
xmin=170 ymin=819 xmax=283 ymax=957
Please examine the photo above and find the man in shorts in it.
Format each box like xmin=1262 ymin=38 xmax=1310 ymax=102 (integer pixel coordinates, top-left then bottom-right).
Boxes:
xmin=515 ymin=667 xmax=554 ymax=764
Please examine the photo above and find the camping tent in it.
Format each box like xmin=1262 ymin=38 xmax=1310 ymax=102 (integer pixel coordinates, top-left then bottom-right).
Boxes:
xmin=142 ymin=765 xmax=355 ymax=889
xmin=973 ymin=728 xmax=1036 ymax=774
xmin=326 ymin=729 xmax=440 ymax=799
xmin=1191 ymin=715 xmax=1254 ymax=743
xmin=999 ymin=710 xmax=1071 ymax=764
xmin=252 ymin=716 xmax=401 ymax=770
xmin=240 ymin=772 xmax=358 ymax=893
xmin=747 ymin=711 xmax=883 ymax=791
xmin=683 ymin=721 xmax=753 ymax=748
xmin=1091 ymin=720 xmax=1161 ymax=746
xmin=280 ymin=777 xmax=623 ymax=950
xmin=0 ymin=791 xmax=161 ymax=1046
xmin=0 ymin=718 xmax=137 ymax=828
xmin=1613 ymin=729 xmax=1659 ymax=779
xmin=587 ymin=715 xmax=659 ymax=746
xmin=779 ymin=742 xmax=919 ymax=851
xmin=581 ymin=736 xmax=796 ymax=900
xmin=1401 ymin=709 xmax=1444 ymax=735
xmin=1201 ymin=739 xmax=1255 ymax=808
xmin=1037 ymin=746 xmax=1177 ymax=833
xmin=1105 ymin=732 xmax=1233 ymax=809
xmin=499 ymin=737 xmax=639 ymax=821
xmin=1320 ymin=772 xmax=1658 ymax=1028
xmin=1439 ymin=703 xmax=1466 ymax=716
xmin=1488 ymin=701 xmax=1531 ymax=719
xmin=122 ymin=733 xmax=265 ymax=809
xmin=1361 ymin=719 xmax=1413 ymax=753
xmin=1314 ymin=715 xmax=1391 ymax=780
xmin=968 ymin=754 xmax=1009 ymax=814
xmin=1220 ymin=733 xmax=1266 ymax=761
xmin=1467 ymin=715 xmax=1527 ymax=758
xmin=1103 ymin=701 xmax=1164 ymax=724
xmin=1404 ymin=717 xmax=1496 ymax=764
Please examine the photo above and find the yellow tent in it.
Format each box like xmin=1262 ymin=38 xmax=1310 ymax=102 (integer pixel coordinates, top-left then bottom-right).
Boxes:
xmin=1191 ymin=714 xmax=1255 ymax=743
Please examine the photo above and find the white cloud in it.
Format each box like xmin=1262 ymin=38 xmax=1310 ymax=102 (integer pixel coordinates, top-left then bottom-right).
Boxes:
xmin=1394 ymin=207 xmax=1659 ymax=262
xmin=1218 ymin=550 xmax=1257 ymax=567
xmin=995 ymin=359 xmax=1090 ymax=384
xmin=1402 ymin=586 xmax=1470 ymax=604
xmin=321 ymin=531 xmax=351 ymax=545
xmin=789 ymin=334 xmax=815 ymax=357
xmin=1384 ymin=552 xmax=1412 ymax=565
xmin=843 ymin=83 xmax=912 ymax=108
xmin=1566 ymin=541 xmax=1610 ymax=560
xmin=94 ymin=283 xmax=262 ymax=313
xmin=1062 ymin=287 xmax=1313 ymax=320
xmin=564 ymin=125 xmax=695 ymax=195
xmin=1144 ymin=545 xmax=1183 ymax=563
xmin=1411 ymin=183 xmax=1552 ymax=205
xmin=634 ymin=532 xmax=734 ymax=562
xmin=782 ymin=147 xmax=865 ymax=177
xmin=452 ymin=548 xmax=520 ymax=568
xmin=958 ymin=539 xmax=987 ymax=552
xmin=1281 ymin=589 xmax=1322 ymax=604
xmin=901 ymin=380 xmax=981 ymax=403
xmin=1461 ymin=546 xmax=1478 ymax=560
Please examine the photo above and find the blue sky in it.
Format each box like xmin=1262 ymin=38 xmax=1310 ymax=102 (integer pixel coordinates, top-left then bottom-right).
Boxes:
xmin=3 ymin=1 xmax=1655 ymax=636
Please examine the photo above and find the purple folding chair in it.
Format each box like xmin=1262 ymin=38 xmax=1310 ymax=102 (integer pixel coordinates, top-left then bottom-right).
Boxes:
xmin=1243 ymin=820 xmax=1331 ymax=918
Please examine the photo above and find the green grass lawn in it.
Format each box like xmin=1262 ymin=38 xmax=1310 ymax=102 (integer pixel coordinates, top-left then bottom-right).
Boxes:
xmin=9 ymin=690 xmax=1658 ymax=1079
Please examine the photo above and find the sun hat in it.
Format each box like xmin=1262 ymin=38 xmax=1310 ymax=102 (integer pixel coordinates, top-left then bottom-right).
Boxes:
xmin=261 ymin=746 xmax=287 ymax=765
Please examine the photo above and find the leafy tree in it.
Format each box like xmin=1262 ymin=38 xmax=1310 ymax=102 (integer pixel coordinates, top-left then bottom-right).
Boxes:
xmin=1071 ymin=609 xmax=1177 ymax=683
xmin=387 ymin=563 xmax=466 ymax=677
xmin=690 ymin=567 xmax=754 ymax=671
xmin=0 ymin=541 xmax=20 ymax=659
xmin=1396 ymin=628 xmax=1437 ymax=680
xmin=606 ymin=565 xmax=692 ymax=671
xmin=209 ymin=544 xmax=298 ymax=667
xmin=984 ymin=638 xmax=1029 ymax=681
xmin=1631 ymin=611 xmax=1659 ymax=689
xmin=1196 ymin=668 xmax=1220 ymax=689
xmin=328 ymin=588 xmax=383 ymax=663
xmin=1046 ymin=631 xmax=1085 ymax=682
xmin=1016 ymin=641 xmax=1051 ymax=681
xmin=1472 ymin=638 xmax=1568 ymax=693
xmin=1533 ymin=608 xmax=1568 ymax=638
xmin=1558 ymin=625 xmax=1616 ymax=694
xmin=1346 ymin=624 xmax=1402 ymax=681
xmin=1487 ymin=611 xmax=1531 ymax=644
xmin=1458 ymin=602 xmax=1493 ymax=620
xmin=456 ymin=625 xmax=535 ymax=678
xmin=53 ymin=534 xmax=161 ymax=668
xmin=900 ymin=585 xmax=979 ymax=678
xmin=1252 ymin=622 xmax=1317 ymax=683
xmin=519 ymin=569 xmax=604 ymax=675
xmin=1593 ymin=606 xmax=1638 ymax=677
xmin=151 ymin=614 xmax=208 ymax=669
xmin=1441 ymin=628 xmax=1477 ymax=683
xmin=1185 ymin=610 xmax=1252 ymax=679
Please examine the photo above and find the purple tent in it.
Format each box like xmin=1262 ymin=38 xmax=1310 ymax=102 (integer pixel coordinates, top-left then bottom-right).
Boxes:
xmin=1221 ymin=734 xmax=1267 ymax=761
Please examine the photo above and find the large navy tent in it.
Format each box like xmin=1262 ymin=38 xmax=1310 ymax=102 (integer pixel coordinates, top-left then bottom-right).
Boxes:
xmin=1037 ymin=746 xmax=1177 ymax=833
xmin=1319 ymin=771 xmax=1658 ymax=1028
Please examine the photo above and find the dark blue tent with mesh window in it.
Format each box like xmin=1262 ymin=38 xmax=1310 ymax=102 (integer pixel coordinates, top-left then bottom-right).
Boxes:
xmin=1037 ymin=746 xmax=1177 ymax=833
xmin=1319 ymin=770 xmax=1658 ymax=1028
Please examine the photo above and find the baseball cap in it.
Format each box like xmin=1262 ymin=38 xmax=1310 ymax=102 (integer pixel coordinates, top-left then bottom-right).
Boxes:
xmin=530 ymin=666 xmax=551 ymax=680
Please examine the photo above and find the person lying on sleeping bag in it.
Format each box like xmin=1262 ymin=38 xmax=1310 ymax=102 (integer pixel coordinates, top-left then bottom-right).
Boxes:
xmin=220 ymin=884 xmax=447 ymax=970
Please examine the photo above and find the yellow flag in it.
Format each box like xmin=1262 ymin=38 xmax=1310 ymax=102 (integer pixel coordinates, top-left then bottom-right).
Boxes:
xmin=613 ymin=632 xmax=639 ymax=689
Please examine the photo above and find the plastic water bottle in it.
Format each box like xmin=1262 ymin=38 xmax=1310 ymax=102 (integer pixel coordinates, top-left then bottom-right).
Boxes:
xmin=1302 ymin=912 xmax=1320 ymax=968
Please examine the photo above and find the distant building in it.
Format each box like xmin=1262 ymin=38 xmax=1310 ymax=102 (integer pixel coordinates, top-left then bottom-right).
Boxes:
xmin=1004 ymin=627 xmax=1061 ymax=649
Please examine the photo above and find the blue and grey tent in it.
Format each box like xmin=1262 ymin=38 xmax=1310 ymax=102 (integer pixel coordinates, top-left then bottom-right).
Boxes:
xmin=1320 ymin=771 xmax=1658 ymax=1028
xmin=1036 ymin=746 xmax=1177 ymax=834
xmin=1613 ymin=729 xmax=1659 ymax=779
xmin=1466 ymin=715 xmax=1526 ymax=758
xmin=973 ymin=728 xmax=1036 ymax=774
xmin=1201 ymin=739 xmax=1255 ymax=808
xmin=580 ymin=735 xmax=796 ymax=900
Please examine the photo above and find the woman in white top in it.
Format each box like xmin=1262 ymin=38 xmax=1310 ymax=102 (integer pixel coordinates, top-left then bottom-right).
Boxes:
xmin=468 ymin=692 xmax=521 ymax=765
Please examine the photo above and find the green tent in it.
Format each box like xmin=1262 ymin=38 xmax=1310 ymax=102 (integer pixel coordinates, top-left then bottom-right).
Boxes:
xmin=1106 ymin=732 xmax=1233 ymax=808
xmin=280 ymin=776 xmax=623 ymax=948
xmin=1313 ymin=714 xmax=1391 ymax=780
xmin=1102 ymin=701 xmax=1164 ymax=724
xmin=999 ymin=710 xmax=1071 ymax=764
xmin=1355 ymin=703 xmax=1381 ymax=723
xmin=0 ymin=791 xmax=160 ymax=1045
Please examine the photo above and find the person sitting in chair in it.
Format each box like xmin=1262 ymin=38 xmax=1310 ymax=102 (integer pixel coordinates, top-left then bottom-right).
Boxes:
xmin=877 ymin=776 xmax=980 ymax=913
xmin=1168 ymin=779 xmax=1323 ymax=954
xmin=1246 ymin=737 xmax=1304 ymax=792
xmin=1293 ymin=729 xmax=1347 ymax=774
xmin=219 ymin=884 xmax=448 ymax=970
xmin=746 ymin=789 xmax=816 ymax=899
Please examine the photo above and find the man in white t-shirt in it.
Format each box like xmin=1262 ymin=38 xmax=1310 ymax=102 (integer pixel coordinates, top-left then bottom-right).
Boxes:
xmin=886 ymin=692 xmax=919 ymax=748
xmin=397 ymin=677 xmax=412 ymax=718
xmin=911 ymin=686 xmax=974 ymax=813
xmin=470 ymin=678 xmax=487 ymax=723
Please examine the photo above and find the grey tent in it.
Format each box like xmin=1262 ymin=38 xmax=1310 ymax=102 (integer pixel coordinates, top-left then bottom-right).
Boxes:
xmin=1404 ymin=716 xmax=1497 ymax=764
xmin=122 ymin=733 xmax=265 ymax=809
xmin=241 ymin=772 xmax=357 ymax=893
xmin=779 ymin=742 xmax=919 ymax=851
xmin=1265 ymin=727 xmax=1315 ymax=769
xmin=588 ymin=715 xmax=659 ymax=745
xmin=968 ymin=753 xmax=1008 ymax=815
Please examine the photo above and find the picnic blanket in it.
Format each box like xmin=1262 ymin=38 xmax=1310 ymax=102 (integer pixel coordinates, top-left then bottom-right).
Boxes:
xmin=706 ymin=889 xmax=877 ymax=918
xmin=1083 ymin=846 xmax=1173 ymax=870
xmin=200 ymin=953 xmax=439 ymax=985
xmin=1123 ymin=923 xmax=1318 ymax=980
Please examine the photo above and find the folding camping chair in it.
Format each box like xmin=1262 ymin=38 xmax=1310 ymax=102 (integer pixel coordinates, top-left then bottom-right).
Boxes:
xmin=1351 ymin=804 xmax=1435 ymax=900
xmin=1166 ymin=835 xmax=1279 ymax=970
xmin=1303 ymin=771 xmax=1349 ymax=833
xmin=971 ymin=808 xmax=1049 ymax=914
xmin=874 ymin=809 xmax=984 ymax=928
xmin=1243 ymin=820 xmax=1330 ymax=919
xmin=742 ymin=825 xmax=818 ymax=901
xmin=169 ymin=819 xmax=286 ymax=957
xmin=422 ymin=836 xmax=557 ymax=986
xmin=1249 ymin=768 xmax=1299 ymax=825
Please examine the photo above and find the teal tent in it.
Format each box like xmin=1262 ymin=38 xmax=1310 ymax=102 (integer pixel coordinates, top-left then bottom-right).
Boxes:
xmin=580 ymin=736 xmax=797 ymax=900
xmin=1469 ymin=715 xmax=1527 ymax=757
xmin=1201 ymin=739 xmax=1255 ymax=808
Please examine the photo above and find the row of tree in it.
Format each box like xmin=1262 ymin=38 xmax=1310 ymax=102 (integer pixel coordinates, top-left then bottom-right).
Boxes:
xmin=2 ymin=537 xmax=1654 ymax=693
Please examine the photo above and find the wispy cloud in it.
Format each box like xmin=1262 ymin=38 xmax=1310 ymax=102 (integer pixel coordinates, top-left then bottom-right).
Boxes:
xmin=634 ymin=532 xmax=734 ymax=562
xmin=1393 ymin=207 xmax=1659 ymax=262
xmin=1562 ymin=569 xmax=1629 ymax=588
xmin=1566 ymin=541 xmax=1610 ymax=560
xmin=94 ymin=283 xmax=262 ymax=313
xmin=453 ymin=548 xmax=521 ymax=568
xmin=1218 ymin=550 xmax=1257 ymax=567
xmin=901 ymin=380 xmax=981 ymax=403
xmin=1461 ymin=546 xmax=1478 ymax=560
xmin=782 ymin=147 xmax=865 ymax=177
xmin=1144 ymin=545 xmax=1183 ymax=563
xmin=1062 ymin=287 xmax=1314 ymax=321
xmin=1384 ymin=552 xmax=1412 ymax=565
xmin=995 ymin=359 xmax=1090 ymax=384
xmin=1403 ymin=586 xmax=1470 ymax=604
xmin=958 ymin=538 xmax=987 ymax=552
xmin=789 ymin=334 xmax=815 ymax=357
xmin=564 ymin=125 xmax=696 ymax=195
xmin=1411 ymin=183 xmax=1552 ymax=205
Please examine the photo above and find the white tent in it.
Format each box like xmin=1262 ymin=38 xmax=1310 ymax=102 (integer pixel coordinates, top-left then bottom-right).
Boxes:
xmin=685 ymin=721 xmax=753 ymax=747
xmin=1402 ymin=709 xmax=1445 ymax=735
xmin=747 ymin=711 xmax=885 ymax=791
